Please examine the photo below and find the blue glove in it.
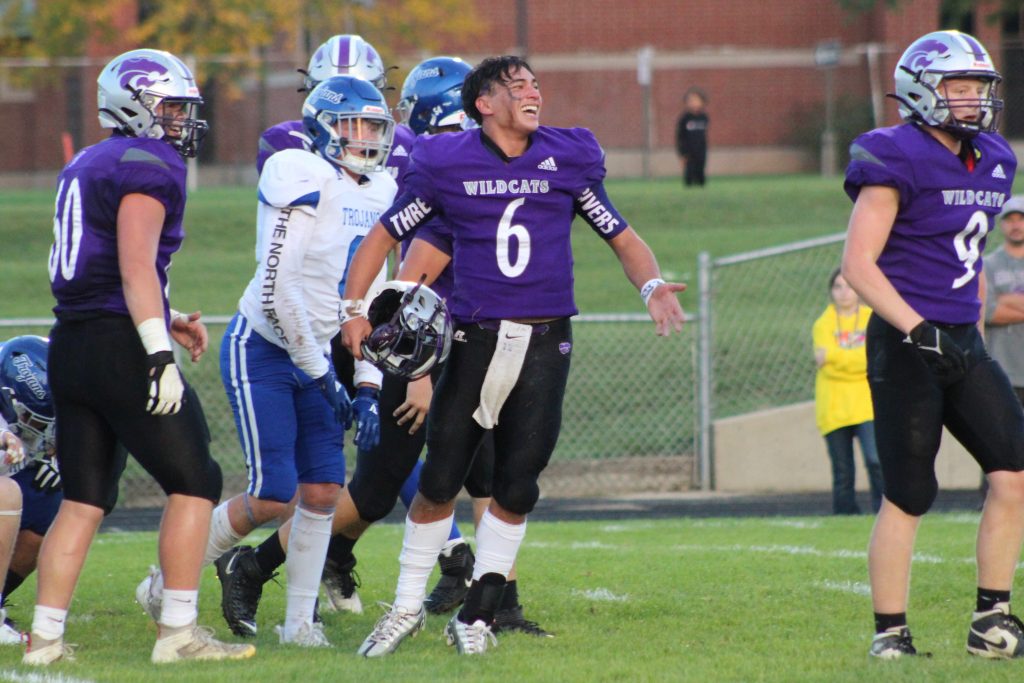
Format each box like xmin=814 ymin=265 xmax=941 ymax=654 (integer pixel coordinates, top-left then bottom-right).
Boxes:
xmin=315 ymin=368 xmax=353 ymax=429
xmin=352 ymin=386 xmax=381 ymax=451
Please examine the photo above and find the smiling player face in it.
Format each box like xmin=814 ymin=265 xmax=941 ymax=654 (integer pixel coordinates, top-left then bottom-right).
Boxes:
xmin=481 ymin=66 xmax=542 ymax=138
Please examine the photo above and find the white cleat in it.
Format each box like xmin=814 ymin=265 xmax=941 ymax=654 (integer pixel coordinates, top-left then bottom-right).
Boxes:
xmin=445 ymin=614 xmax=497 ymax=655
xmin=275 ymin=621 xmax=331 ymax=647
xmin=22 ymin=635 xmax=75 ymax=665
xmin=135 ymin=565 xmax=162 ymax=623
xmin=357 ymin=602 xmax=425 ymax=657
xmin=0 ymin=609 xmax=25 ymax=645
xmin=151 ymin=622 xmax=256 ymax=664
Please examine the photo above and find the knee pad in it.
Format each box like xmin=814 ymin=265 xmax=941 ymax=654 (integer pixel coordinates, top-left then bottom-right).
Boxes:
xmin=347 ymin=479 xmax=399 ymax=524
xmin=492 ymin=477 xmax=539 ymax=516
xmin=885 ymin=477 xmax=937 ymax=517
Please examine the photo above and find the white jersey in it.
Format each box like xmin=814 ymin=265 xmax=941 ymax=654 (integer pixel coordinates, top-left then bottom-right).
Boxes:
xmin=239 ymin=149 xmax=396 ymax=380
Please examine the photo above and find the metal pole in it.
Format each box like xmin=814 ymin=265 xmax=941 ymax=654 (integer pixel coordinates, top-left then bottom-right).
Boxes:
xmin=820 ymin=66 xmax=836 ymax=177
xmin=697 ymin=251 xmax=713 ymax=490
xmin=516 ymin=0 xmax=529 ymax=59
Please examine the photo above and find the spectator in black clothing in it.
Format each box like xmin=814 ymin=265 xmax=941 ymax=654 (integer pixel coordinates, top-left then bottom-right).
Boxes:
xmin=675 ymin=87 xmax=708 ymax=187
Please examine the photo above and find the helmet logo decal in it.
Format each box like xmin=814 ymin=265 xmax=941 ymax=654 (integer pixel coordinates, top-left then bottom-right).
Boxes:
xmin=11 ymin=355 xmax=46 ymax=401
xmin=117 ymin=57 xmax=172 ymax=91
xmin=414 ymin=66 xmax=442 ymax=81
xmin=318 ymin=87 xmax=347 ymax=104
xmin=906 ymin=39 xmax=949 ymax=71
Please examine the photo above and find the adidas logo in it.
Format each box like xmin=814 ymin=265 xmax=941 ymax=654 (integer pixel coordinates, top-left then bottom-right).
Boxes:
xmin=537 ymin=156 xmax=558 ymax=172
xmin=993 ymin=163 xmax=1006 ymax=179
xmin=392 ymin=145 xmax=408 ymax=157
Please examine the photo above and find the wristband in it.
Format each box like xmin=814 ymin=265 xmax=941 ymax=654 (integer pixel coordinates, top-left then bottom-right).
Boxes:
xmin=343 ymin=299 xmax=368 ymax=319
xmin=137 ymin=317 xmax=172 ymax=355
xmin=640 ymin=278 xmax=665 ymax=307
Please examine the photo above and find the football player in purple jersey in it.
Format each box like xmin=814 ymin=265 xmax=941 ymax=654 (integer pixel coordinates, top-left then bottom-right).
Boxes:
xmin=25 ymin=49 xmax=254 ymax=666
xmin=341 ymin=55 xmax=685 ymax=656
xmin=842 ymin=30 xmax=1024 ymax=660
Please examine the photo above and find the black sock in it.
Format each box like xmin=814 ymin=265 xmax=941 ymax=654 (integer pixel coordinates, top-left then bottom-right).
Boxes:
xmin=458 ymin=573 xmax=506 ymax=625
xmin=499 ymin=579 xmax=519 ymax=610
xmin=326 ymin=533 xmax=358 ymax=566
xmin=977 ymin=587 xmax=1011 ymax=613
xmin=253 ymin=531 xmax=287 ymax=575
xmin=2 ymin=571 xmax=25 ymax=603
xmin=874 ymin=612 xmax=907 ymax=634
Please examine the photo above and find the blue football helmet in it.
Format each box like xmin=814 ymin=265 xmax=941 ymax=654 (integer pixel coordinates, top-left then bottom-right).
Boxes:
xmin=303 ymin=75 xmax=395 ymax=175
xmin=396 ymin=57 xmax=472 ymax=135
xmin=97 ymin=48 xmax=208 ymax=157
xmin=361 ymin=280 xmax=452 ymax=380
xmin=0 ymin=336 xmax=55 ymax=460
xmin=303 ymin=34 xmax=388 ymax=92
xmin=892 ymin=30 xmax=1002 ymax=139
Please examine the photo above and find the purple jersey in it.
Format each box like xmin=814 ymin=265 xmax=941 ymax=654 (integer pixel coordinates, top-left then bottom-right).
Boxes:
xmin=256 ymin=120 xmax=308 ymax=175
xmin=49 ymin=133 xmax=187 ymax=319
xmin=381 ymin=126 xmax=627 ymax=323
xmin=412 ymin=221 xmax=455 ymax=301
xmin=387 ymin=124 xmax=416 ymax=192
xmin=845 ymin=124 xmax=1016 ymax=324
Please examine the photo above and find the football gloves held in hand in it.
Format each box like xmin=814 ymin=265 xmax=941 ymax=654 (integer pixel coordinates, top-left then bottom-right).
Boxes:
xmin=907 ymin=321 xmax=967 ymax=386
xmin=352 ymin=386 xmax=381 ymax=451
xmin=32 ymin=458 xmax=61 ymax=493
xmin=145 ymin=351 xmax=184 ymax=415
xmin=315 ymin=368 xmax=353 ymax=429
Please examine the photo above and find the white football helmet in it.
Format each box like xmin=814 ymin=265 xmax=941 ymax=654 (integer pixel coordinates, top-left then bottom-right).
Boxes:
xmin=892 ymin=30 xmax=1002 ymax=138
xmin=303 ymin=34 xmax=387 ymax=92
xmin=361 ymin=280 xmax=452 ymax=380
xmin=97 ymin=49 xmax=208 ymax=157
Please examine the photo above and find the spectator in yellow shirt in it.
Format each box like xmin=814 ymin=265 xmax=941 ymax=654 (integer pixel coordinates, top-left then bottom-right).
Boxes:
xmin=813 ymin=268 xmax=883 ymax=514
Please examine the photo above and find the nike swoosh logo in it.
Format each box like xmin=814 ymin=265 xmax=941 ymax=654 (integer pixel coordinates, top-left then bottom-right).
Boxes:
xmin=505 ymin=335 xmax=526 ymax=340
xmin=972 ymin=629 xmax=1010 ymax=650
xmin=223 ymin=554 xmax=239 ymax=576
xmin=464 ymin=578 xmax=472 ymax=588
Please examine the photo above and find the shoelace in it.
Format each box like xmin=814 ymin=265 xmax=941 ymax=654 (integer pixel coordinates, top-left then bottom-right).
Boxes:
xmin=462 ymin=621 xmax=498 ymax=653
xmin=369 ymin=602 xmax=416 ymax=643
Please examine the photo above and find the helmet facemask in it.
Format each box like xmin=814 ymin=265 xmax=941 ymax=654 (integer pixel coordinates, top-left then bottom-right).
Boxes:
xmin=316 ymin=111 xmax=394 ymax=174
xmin=897 ymin=70 xmax=1002 ymax=139
xmin=361 ymin=281 xmax=452 ymax=380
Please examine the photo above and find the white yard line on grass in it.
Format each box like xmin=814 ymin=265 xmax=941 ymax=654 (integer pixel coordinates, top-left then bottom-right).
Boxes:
xmin=672 ymin=543 xmax=963 ymax=565
xmin=815 ymin=579 xmax=871 ymax=596
xmin=0 ymin=670 xmax=96 ymax=683
xmin=571 ymin=588 xmax=629 ymax=602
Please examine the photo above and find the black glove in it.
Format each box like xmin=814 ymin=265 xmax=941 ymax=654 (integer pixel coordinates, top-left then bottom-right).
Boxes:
xmin=145 ymin=350 xmax=184 ymax=415
xmin=315 ymin=368 xmax=353 ymax=429
xmin=907 ymin=321 xmax=967 ymax=385
xmin=32 ymin=457 xmax=62 ymax=493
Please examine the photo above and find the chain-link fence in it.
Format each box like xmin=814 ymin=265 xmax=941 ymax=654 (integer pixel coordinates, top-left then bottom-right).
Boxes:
xmin=0 ymin=314 xmax=698 ymax=508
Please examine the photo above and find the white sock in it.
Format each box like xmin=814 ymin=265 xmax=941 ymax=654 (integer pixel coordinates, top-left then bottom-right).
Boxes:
xmin=473 ymin=510 xmax=526 ymax=580
xmin=395 ymin=514 xmax=454 ymax=612
xmin=284 ymin=505 xmax=333 ymax=638
xmin=31 ymin=605 xmax=67 ymax=641
xmin=159 ymin=589 xmax=199 ymax=629
xmin=203 ymin=501 xmax=245 ymax=567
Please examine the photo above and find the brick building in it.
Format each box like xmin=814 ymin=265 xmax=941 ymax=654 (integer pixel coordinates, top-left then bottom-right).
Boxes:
xmin=1 ymin=0 xmax=1018 ymax=184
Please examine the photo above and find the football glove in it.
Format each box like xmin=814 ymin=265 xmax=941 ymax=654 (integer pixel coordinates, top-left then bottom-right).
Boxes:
xmin=907 ymin=321 xmax=967 ymax=386
xmin=352 ymin=386 xmax=381 ymax=451
xmin=32 ymin=457 xmax=62 ymax=493
xmin=145 ymin=351 xmax=184 ymax=415
xmin=315 ymin=368 xmax=353 ymax=429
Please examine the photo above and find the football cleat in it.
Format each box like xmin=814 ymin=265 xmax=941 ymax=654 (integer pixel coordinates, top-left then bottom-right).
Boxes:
xmin=0 ymin=608 xmax=24 ymax=645
xmin=321 ymin=555 xmax=362 ymax=614
xmin=445 ymin=614 xmax=497 ymax=655
xmin=275 ymin=621 xmax=331 ymax=648
xmin=492 ymin=605 xmax=553 ymax=638
xmin=22 ymin=635 xmax=75 ymax=665
xmin=215 ymin=545 xmax=275 ymax=637
xmin=869 ymin=627 xmax=919 ymax=659
xmin=424 ymin=541 xmax=474 ymax=615
xmin=967 ymin=603 xmax=1024 ymax=659
xmin=357 ymin=602 xmax=425 ymax=657
xmin=135 ymin=565 xmax=162 ymax=623
xmin=151 ymin=622 xmax=256 ymax=663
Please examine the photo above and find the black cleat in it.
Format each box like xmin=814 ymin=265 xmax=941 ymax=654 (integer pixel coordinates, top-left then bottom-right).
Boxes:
xmin=425 ymin=542 xmax=474 ymax=615
xmin=967 ymin=603 xmax=1024 ymax=659
xmin=869 ymin=627 xmax=922 ymax=659
xmin=321 ymin=555 xmax=362 ymax=614
xmin=215 ymin=545 xmax=275 ymax=637
xmin=493 ymin=605 xmax=554 ymax=638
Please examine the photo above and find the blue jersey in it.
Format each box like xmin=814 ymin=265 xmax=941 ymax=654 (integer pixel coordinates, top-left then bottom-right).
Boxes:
xmin=845 ymin=124 xmax=1016 ymax=324
xmin=49 ymin=132 xmax=187 ymax=319
xmin=380 ymin=126 xmax=627 ymax=323
xmin=256 ymin=120 xmax=309 ymax=176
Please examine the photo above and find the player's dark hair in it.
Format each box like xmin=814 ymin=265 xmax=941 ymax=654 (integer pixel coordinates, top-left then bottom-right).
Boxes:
xmin=828 ymin=267 xmax=842 ymax=296
xmin=463 ymin=55 xmax=534 ymax=124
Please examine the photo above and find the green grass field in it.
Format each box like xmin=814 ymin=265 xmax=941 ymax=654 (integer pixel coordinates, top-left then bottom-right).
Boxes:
xmin=0 ymin=514 xmax=1018 ymax=682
